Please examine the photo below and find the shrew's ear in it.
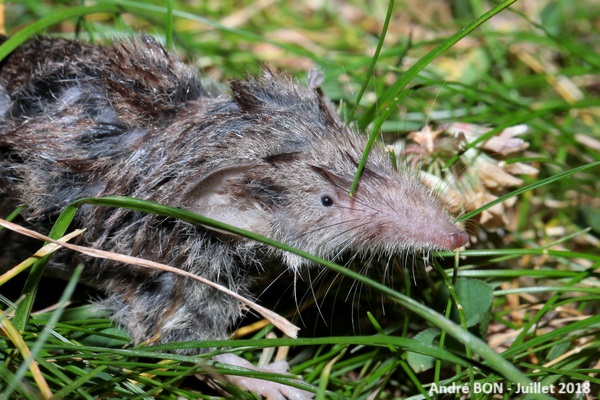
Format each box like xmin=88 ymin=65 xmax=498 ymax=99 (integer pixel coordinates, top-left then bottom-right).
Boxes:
xmin=180 ymin=164 xmax=271 ymax=236
xmin=230 ymin=79 xmax=267 ymax=113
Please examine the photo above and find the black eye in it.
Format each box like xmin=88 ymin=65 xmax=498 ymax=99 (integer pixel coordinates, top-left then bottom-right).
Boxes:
xmin=321 ymin=195 xmax=334 ymax=207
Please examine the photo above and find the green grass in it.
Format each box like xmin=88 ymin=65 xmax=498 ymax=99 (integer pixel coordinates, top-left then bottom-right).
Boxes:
xmin=1 ymin=0 xmax=599 ymax=399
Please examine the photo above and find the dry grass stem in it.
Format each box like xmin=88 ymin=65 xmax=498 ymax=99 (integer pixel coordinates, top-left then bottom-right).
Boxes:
xmin=0 ymin=218 xmax=299 ymax=338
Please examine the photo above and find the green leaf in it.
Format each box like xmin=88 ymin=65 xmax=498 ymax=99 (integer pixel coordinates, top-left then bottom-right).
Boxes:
xmin=580 ymin=205 xmax=600 ymax=235
xmin=453 ymin=278 xmax=493 ymax=330
xmin=406 ymin=328 xmax=441 ymax=373
xmin=540 ymin=1 xmax=563 ymax=36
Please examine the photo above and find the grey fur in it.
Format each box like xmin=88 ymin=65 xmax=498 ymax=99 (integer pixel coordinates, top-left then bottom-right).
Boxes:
xmin=0 ymin=35 xmax=468 ymax=350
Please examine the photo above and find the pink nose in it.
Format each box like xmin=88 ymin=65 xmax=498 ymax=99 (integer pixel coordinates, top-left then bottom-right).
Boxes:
xmin=447 ymin=231 xmax=469 ymax=250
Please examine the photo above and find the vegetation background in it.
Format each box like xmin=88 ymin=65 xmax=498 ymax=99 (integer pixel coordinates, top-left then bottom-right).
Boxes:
xmin=0 ymin=0 xmax=599 ymax=399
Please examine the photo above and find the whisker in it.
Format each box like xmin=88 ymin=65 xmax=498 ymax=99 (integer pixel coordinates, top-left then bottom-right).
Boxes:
xmin=293 ymin=215 xmax=364 ymax=238
xmin=257 ymin=269 xmax=290 ymax=298
xmin=304 ymin=267 xmax=326 ymax=326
